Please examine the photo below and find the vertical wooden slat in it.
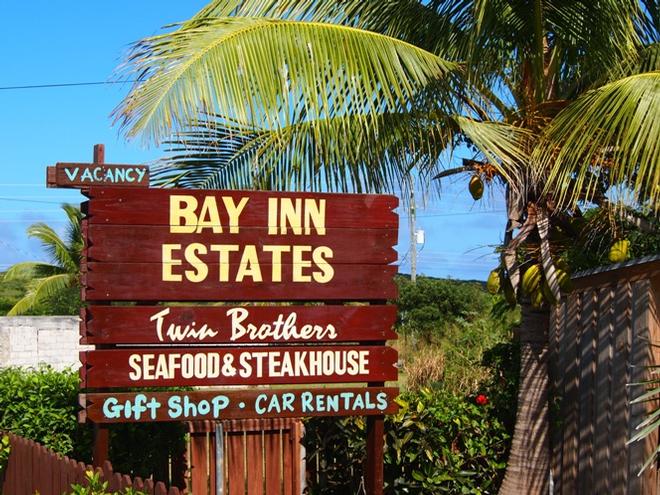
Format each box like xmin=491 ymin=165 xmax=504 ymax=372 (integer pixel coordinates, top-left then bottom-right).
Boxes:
xmin=282 ymin=427 xmax=294 ymax=495
xmin=265 ymin=424 xmax=282 ymax=494
xmin=291 ymin=420 xmax=303 ymax=495
xmin=593 ymin=286 xmax=614 ymax=494
xmin=578 ymin=289 xmax=596 ymax=493
xmin=190 ymin=423 xmax=211 ymax=495
xmin=246 ymin=430 xmax=264 ymax=494
xmin=561 ymin=291 xmax=581 ymax=492
xmin=610 ymin=281 xmax=633 ymax=492
xmin=549 ymin=300 xmax=564 ymax=491
xmin=629 ymin=280 xmax=653 ymax=494
xmin=228 ymin=427 xmax=246 ymax=495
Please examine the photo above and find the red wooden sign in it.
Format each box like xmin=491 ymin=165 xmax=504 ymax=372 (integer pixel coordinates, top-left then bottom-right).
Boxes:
xmin=80 ymin=187 xmax=398 ymax=302
xmin=82 ymin=187 xmax=398 ymax=229
xmin=80 ymin=387 xmax=399 ymax=423
xmin=81 ymin=263 xmax=397 ymax=301
xmin=47 ymin=163 xmax=149 ymax=188
xmin=83 ymin=225 xmax=397 ymax=264
xmin=81 ymin=305 xmax=397 ymax=345
xmin=80 ymin=346 xmax=398 ymax=388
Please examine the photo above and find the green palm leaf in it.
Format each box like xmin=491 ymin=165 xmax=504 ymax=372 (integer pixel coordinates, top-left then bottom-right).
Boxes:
xmin=536 ymin=71 xmax=660 ymax=212
xmin=7 ymin=274 xmax=74 ymax=317
xmin=4 ymin=262 xmax=65 ymax=281
xmin=155 ymin=109 xmax=455 ymax=193
xmin=114 ymin=17 xmax=457 ymax=143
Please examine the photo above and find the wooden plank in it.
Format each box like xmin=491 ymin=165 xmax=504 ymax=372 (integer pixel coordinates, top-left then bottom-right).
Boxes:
xmin=264 ymin=424 xmax=282 ymax=494
xmin=46 ymin=162 xmax=149 ymax=188
xmin=365 ymin=415 xmax=385 ymax=495
xmin=83 ymin=387 xmax=399 ymax=423
xmin=84 ymin=224 xmax=397 ymax=264
xmin=189 ymin=429 xmax=208 ymax=495
xmin=577 ymin=289 xmax=596 ymax=493
xmin=561 ymin=292 xmax=580 ymax=493
xmin=81 ymin=262 xmax=398 ymax=302
xmin=548 ymin=301 xmax=562 ymax=490
xmin=629 ymin=280 xmax=652 ymax=494
xmin=291 ymin=420 xmax=303 ymax=495
xmin=80 ymin=346 xmax=398 ymax=388
xmin=227 ymin=429 xmax=246 ymax=495
xmin=593 ymin=286 xmax=613 ymax=494
xmin=282 ymin=427 xmax=293 ymax=495
xmin=83 ymin=187 xmax=398 ymax=229
xmin=81 ymin=304 xmax=398 ymax=345
xmin=609 ymin=281 xmax=632 ymax=492
xmin=246 ymin=431 xmax=264 ymax=495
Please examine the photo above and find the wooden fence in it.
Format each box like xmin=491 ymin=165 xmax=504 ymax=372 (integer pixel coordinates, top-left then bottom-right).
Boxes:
xmin=1 ymin=433 xmax=182 ymax=495
xmin=549 ymin=256 xmax=660 ymax=494
xmin=189 ymin=419 xmax=303 ymax=494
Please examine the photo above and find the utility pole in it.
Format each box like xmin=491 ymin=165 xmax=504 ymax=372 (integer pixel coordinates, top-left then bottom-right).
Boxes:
xmin=409 ymin=176 xmax=417 ymax=283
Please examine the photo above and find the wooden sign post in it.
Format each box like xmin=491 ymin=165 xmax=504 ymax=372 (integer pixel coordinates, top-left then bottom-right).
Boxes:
xmin=48 ymin=144 xmax=398 ymax=494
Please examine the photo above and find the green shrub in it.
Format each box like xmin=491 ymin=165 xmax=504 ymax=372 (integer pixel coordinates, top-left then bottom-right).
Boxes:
xmin=0 ymin=367 xmax=185 ymax=482
xmin=0 ymin=434 xmax=10 ymax=476
xmin=396 ymin=277 xmax=490 ymax=343
xmin=66 ymin=471 xmax=146 ymax=495
xmin=304 ymin=387 xmax=510 ymax=494
xmin=0 ymin=366 xmax=91 ymax=459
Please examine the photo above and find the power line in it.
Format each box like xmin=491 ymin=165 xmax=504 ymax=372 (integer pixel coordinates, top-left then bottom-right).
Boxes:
xmin=0 ymin=80 xmax=136 ymax=91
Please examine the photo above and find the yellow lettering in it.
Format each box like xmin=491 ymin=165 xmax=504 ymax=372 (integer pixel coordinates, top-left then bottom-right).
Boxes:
xmin=223 ymin=197 xmax=249 ymax=234
xmin=210 ymin=245 xmax=239 ymax=281
xmin=196 ymin=197 xmax=222 ymax=233
xmin=170 ymin=196 xmax=198 ymax=233
xmin=280 ymin=198 xmax=302 ymax=235
xmin=236 ymin=245 xmax=262 ymax=282
xmin=162 ymin=244 xmax=182 ymax=281
xmin=184 ymin=243 xmax=208 ymax=282
xmin=292 ymin=246 xmax=312 ymax=282
xmin=304 ymin=199 xmax=326 ymax=235
xmin=268 ymin=198 xmax=278 ymax=235
xmin=263 ymin=245 xmax=291 ymax=282
xmin=312 ymin=246 xmax=334 ymax=283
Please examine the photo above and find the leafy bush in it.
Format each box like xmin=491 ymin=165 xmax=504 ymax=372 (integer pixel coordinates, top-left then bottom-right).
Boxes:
xmin=0 ymin=367 xmax=185 ymax=483
xmin=304 ymin=387 xmax=510 ymax=494
xmin=67 ymin=471 xmax=146 ymax=495
xmin=396 ymin=277 xmax=489 ymax=343
xmin=0 ymin=434 xmax=10 ymax=477
xmin=0 ymin=366 xmax=91 ymax=459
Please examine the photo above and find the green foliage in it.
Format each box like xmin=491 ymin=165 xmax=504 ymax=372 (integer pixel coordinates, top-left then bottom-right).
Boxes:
xmin=109 ymin=422 xmax=186 ymax=481
xmin=396 ymin=276 xmax=490 ymax=343
xmin=304 ymin=387 xmax=510 ymax=494
xmin=66 ymin=470 xmax=146 ymax=495
xmin=0 ymin=367 xmax=186 ymax=482
xmin=3 ymin=204 xmax=84 ymax=316
xmin=396 ymin=279 xmax=517 ymax=394
xmin=0 ymin=366 xmax=91 ymax=459
xmin=564 ymin=207 xmax=660 ymax=271
xmin=0 ymin=434 xmax=10 ymax=475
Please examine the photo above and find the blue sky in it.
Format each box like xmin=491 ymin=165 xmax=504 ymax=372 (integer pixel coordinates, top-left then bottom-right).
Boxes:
xmin=0 ymin=1 xmax=506 ymax=281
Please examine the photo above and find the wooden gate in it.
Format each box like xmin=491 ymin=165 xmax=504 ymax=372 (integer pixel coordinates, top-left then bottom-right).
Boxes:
xmin=189 ymin=419 xmax=303 ymax=494
xmin=549 ymin=256 xmax=660 ymax=494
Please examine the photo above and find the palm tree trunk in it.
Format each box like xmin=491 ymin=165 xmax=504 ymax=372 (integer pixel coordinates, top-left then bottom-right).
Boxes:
xmin=499 ymin=303 xmax=550 ymax=495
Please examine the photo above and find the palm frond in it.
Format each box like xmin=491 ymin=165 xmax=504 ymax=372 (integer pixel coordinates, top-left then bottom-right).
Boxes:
xmin=454 ymin=116 xmax=533 ymax=187
xmin=6 ymin=273 xmax=75 ymax=316
xmin=27 ymin=223 xmax=78 ymax=273
xmin=193 ymin=0 xmax=471 ymax=56
xmin=536 ymin=71 xmax=660 ymax=212
xmin=155 ymin=108 xmax=455 ymax=193
xmin=4 ymin=262 xmax=65 ymax=281
xmin=114 ymin=17 xmax=457 ymax=144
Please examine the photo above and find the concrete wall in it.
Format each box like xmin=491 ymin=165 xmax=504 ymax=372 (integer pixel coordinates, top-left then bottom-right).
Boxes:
xmin=0 ymin=316 xmax=90 ymax=370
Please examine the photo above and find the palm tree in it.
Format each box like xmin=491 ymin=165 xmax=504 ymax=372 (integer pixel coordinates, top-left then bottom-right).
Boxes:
xmin=3 ymin=204 xmax=83 ymax=316
xmin=114 ymin=2 xmax=660 ymax=492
